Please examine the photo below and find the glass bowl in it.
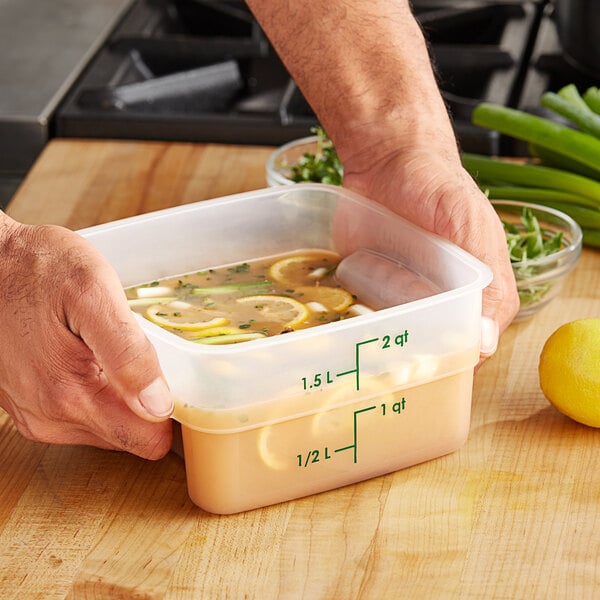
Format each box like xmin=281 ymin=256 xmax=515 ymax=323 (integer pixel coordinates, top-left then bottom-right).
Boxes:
xmin=265 ymin=135 xmax=320 ymax=186
xmin=492 ymin=200 xmax=583 ymax=320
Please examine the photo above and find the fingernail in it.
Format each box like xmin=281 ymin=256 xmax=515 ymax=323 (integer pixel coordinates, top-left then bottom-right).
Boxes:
xmin=139 ymin=378 xmax=174 ymax=418
xmin=480 ymin=316 xmax=499 ymax=356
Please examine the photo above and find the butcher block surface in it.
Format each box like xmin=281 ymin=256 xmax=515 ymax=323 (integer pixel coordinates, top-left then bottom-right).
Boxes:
xmin=2 ymin=139 xmax=600 ymax=599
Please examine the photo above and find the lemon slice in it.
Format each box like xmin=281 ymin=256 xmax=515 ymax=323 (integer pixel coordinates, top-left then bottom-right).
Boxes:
xmin=190 ymin=326 xmax=248 ymax=338
xmin=257 ymin=425 xmax=291 ymax=470
xmin=236 ymin=295 xmax=309 ymax=328
xmin=269 ymin=252 xmax=339 ymax=286
xmin=146 ymin=303 xmax=228 ymax=331
xmin=294 ymin=285 xmax=355 ymax=312
xmin=193 ymin=332 xmax=266 ymax=345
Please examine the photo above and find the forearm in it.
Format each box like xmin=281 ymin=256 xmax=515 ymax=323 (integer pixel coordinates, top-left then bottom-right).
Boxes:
xmin=247 ymin=1 xmax=521 ymax=340
xmin=246 ymin=1 xmax=457 ymax=170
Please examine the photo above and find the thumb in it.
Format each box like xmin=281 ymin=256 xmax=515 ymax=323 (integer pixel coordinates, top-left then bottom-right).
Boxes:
xmin=480 ymin=316 xmax=499 ymax=357
xmin=67 ymin=257 xmax=174 ymax=422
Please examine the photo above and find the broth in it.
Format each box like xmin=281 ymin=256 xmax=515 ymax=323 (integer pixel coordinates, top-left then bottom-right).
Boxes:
xmin=126 ymin=249 xmax=372 ymax=345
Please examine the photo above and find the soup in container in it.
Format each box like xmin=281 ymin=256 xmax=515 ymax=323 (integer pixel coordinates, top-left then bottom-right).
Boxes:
xmin=79 ymin=184 xmax=492 ymax=514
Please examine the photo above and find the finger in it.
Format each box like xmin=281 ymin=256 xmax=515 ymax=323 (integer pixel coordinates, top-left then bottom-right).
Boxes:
xmin=86 ymin=384 xmax=174 ymax=459
xmin=3 ymin=369 xmax=172 ymax=460
xmin=479 ymin=316 xmax=499 ymax=358
xmin=336 ymin=248 xmax=441 ymax=309
xmin=81 ymin=290 xmax=174 ymax=422
xmin=432 ymin=181 xmax=519 ymax=343
xmin=471 ymin=218 xmax=517 ymax=361
xmin=477 ymin=206 xmax=520 ymax=338
xmin=63 ymin=244 xmax=174 ymax=422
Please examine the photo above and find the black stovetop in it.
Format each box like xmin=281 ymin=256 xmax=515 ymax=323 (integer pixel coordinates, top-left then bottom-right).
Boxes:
xmin=52 ymin=0 xmax=598 ymax=157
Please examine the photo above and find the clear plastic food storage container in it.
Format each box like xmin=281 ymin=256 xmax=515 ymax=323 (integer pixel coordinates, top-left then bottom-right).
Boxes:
xmin=79 ymin=184 xmax=492 ymax=514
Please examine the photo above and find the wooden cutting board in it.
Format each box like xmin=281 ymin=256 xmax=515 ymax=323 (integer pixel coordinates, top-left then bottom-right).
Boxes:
xmin=2 ymin=138 xmax=600 ymax=599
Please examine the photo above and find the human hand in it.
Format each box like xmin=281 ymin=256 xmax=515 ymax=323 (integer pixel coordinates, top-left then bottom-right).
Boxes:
xmin=244 ymin=0 xmax=519 ymax=361
xmin=0 ymin=214 xmax=174 ymax=459
xmin=342 ymin=144 xmax=520 ymax=362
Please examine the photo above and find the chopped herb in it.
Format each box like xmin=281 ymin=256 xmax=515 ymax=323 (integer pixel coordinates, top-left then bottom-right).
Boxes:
xmin=228 ymin=263 xmax=251 ymax=274
xmin=504 ymin=207 xmax=563 ymax=262
xmin=150 ymin=281 xmax=160 ymax=287
xmin=286 ymin=126 xmax=343 ymax=185
xmin=502 ymin=206 xmax=565 ymax=308
xmin=504 ymin=208 xmax=562 ymax=262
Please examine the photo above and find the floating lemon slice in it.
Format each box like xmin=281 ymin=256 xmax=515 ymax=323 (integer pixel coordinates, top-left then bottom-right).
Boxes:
xmin=193 ymin=332 xmax=267 ymax=345
xmin=294 ymin=285 xmax=355 ymax=312
xmin=188 ymin=326 xmax=267 ymax=345
xmin=236 ymin=295 xmax=309 ymax=328
xmin=146 ymin=303 xmax=229 ymax=331
xmin=257 ymin=425 xmax=291 ymax=470
xmin=269 ymin=252 xmax=339 ymax=286
xmin=190 ymin=326 xmax=247 ymax=338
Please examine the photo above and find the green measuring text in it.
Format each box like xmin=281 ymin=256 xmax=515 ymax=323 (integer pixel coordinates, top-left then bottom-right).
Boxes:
xmin=296 ymin=447 xmax=332 ymax=468
xmin=300 ymin=329 xmax=409 ymax=392
xmin=301 ymin=371 xmax=334 ymax=390
xmin=296 ymin=398 xmax=407 ymax=468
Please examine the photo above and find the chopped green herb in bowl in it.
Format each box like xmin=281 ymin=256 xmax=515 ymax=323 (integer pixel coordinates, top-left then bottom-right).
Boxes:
xmin=492 ymin=200 xmax=583 ymax=319
xmin=287 ymin=126 xmax=343 ymax=185
xmin=266 ymin=126 xmax=343 ymax=186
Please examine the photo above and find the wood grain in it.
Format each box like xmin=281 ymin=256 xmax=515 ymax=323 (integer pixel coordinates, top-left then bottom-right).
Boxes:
xmin=2 ymin=139 xmax=600 ymax=599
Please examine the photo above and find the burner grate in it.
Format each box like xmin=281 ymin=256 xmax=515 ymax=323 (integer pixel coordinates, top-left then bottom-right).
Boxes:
xmin=53 ymin=0 xmax=544 ymax=155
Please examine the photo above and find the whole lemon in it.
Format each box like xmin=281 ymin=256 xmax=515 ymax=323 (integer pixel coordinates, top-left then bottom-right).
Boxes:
xmin=538 ymin=318 xmax=600 ymax=427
